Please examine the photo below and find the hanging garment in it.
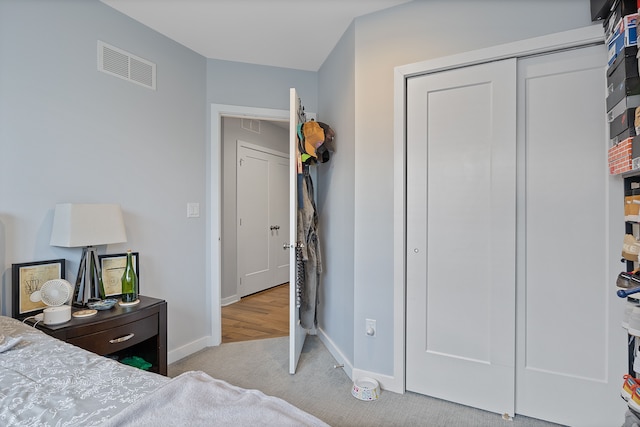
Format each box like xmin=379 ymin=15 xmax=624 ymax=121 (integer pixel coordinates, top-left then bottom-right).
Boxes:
xmin=297 ymin=171 xmax=322 ymax=329
xmin=295 ymin=246 xmax=304 ymax=309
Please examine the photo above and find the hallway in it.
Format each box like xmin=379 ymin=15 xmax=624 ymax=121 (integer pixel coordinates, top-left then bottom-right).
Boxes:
xmin=221 ymin=283 xmax=289 ymax=343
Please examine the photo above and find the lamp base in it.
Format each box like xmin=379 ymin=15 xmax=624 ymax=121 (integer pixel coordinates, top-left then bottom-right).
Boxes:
xmin=73 ymin=246 xmax=102 ymax=307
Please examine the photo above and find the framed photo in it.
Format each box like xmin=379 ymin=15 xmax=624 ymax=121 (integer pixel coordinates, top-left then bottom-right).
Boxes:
xmin=99 ymin=252 xmax=139 ymax=297
xmin=12 ymin=259 xmax=65 ymax=319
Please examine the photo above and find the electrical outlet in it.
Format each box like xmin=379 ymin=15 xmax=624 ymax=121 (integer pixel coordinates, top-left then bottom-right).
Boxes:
xmin=365 ymin=318 xmax=376 ymax=338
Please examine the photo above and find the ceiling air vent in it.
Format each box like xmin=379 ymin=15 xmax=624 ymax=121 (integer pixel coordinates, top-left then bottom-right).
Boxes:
xmin=98 ymin=41 xmax=156 ymax=90
xmin=241 ymin=118 xmax=261 ymax=134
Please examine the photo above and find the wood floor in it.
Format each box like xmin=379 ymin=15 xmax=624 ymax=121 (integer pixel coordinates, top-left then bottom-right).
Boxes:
xmin=221 ymin=283 xmax=289 ymax=343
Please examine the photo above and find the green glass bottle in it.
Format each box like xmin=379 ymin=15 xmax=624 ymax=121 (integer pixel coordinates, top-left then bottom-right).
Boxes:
xmin=121 ymin=250 xmax=138 ymax=302
xmin=98 ymin=273 xmax=106 ymax=300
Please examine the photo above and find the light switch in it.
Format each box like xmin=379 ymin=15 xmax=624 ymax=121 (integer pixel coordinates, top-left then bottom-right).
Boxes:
xmin=187 ymin=202 xmax=200 ymax=218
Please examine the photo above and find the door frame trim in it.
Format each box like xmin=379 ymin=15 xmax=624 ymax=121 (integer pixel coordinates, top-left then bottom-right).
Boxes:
xmin=392 ymin=25 xmax=604 ymax=393
xmin=210 ymin=104 xmax=289 ymax=346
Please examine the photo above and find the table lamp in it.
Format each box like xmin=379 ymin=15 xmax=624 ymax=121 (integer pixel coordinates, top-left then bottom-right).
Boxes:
xmin=50 ymin=203 xmax=127 ymax=306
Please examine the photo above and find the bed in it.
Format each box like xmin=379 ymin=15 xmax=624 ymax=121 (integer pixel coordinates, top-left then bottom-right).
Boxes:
xmin=0 ymin=315 xmax=328 ymax=426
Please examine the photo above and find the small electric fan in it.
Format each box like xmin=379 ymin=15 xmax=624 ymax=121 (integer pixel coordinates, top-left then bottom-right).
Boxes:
xmin=31 ymin=279 xmax=73 ymax=325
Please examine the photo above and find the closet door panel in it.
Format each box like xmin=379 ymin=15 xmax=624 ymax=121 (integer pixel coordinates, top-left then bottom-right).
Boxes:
xmin=237 ymin=146 xmax=271 ymax=297
xmin=271 ymin=156 xmax=290 ymax=285
xmin=516 ymin=44 xmax=626 ymax=426
xmin=406 ymin=58 xmax=517 ymax=416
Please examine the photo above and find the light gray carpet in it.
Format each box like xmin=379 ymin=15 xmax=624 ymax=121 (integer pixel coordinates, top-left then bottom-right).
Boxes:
xmin=168 ymin=336 xmax=563 ymax=427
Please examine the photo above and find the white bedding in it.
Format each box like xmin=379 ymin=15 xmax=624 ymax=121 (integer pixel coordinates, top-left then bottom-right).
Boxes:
xmin=102 ymin=370 xmax=328 ymax=427
xmin=0 ymin=316 xmax=328 ymax=426
xmin=0 ymin=315 xmax=167 ymax=426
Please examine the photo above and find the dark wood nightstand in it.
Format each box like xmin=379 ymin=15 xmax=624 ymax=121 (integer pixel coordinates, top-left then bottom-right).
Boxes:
xmin=28 ymin=295 xmax=167 ymax=375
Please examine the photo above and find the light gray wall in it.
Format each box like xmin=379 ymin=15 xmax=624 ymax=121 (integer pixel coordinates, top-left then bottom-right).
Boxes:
xmin=221 ymin=117 xmax=288 ymax=302
xmin=207 ymin=58 xmax=317 ymax=113
xmin=316 ymin=23 xmax=356 ymax=366
xmin=0 ymin=0 xmax=207 ymax=354
xmin=346 ymin=0 xmax=594 ymax=375
xmin=1 ymin=0 xmax=598 ymax=381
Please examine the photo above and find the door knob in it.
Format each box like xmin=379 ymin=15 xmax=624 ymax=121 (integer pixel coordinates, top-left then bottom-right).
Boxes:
xmin=283 ymin=242 xmax=305 ymax=250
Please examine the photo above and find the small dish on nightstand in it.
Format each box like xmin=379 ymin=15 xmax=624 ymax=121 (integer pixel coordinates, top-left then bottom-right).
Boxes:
xmin=87 ymin=298 xmax=118 ymax=311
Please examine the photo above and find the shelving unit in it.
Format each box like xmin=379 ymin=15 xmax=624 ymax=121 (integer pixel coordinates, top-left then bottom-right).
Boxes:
xmin=623 ymin=172 xmax=640 ymax=376
xmin=596 ymin=1 xmax=640 ymax=420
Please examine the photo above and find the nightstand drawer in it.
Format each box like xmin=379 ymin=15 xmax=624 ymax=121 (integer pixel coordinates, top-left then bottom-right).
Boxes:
xmin=67 ymin=312 xmax=158 ymax=355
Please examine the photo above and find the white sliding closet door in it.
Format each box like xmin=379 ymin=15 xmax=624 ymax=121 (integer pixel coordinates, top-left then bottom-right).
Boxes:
xmin=406 ymin=59 xmax=517 ymax=416
xmin=405 ymin=41 xmax=626 ymax=426
xmin=515 ymin=44 xmax=625 ymax=426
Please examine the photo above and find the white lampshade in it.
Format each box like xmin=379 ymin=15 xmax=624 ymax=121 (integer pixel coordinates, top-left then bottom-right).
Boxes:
xmin=50 ymin=203 xmax=127 ymax=248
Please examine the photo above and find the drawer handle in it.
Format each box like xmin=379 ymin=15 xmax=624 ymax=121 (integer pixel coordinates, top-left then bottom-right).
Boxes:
xmin=109 ymin=333 xmax=134 ymax=344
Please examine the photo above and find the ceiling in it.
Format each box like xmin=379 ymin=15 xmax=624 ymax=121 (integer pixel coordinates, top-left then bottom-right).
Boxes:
xmin=100 ymin=0 xmax=412 ymax=71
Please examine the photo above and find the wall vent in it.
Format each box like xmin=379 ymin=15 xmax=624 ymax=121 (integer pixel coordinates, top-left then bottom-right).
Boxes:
xmin=98 ymin=41 xmax=156 ymax=90
xmin=241 ymin=119 xmax=261 ymax=134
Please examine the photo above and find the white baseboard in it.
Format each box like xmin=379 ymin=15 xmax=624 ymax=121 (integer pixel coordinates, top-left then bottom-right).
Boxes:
xmin=221 ymin=295 xmax=239 ymax=306
xmin=316 ymin=327 xmax=354 ymax=380
xmin=168 ymin=335 xmax=211 ymax=365
xmin=315 ymin=329 xmax=403 ymax=394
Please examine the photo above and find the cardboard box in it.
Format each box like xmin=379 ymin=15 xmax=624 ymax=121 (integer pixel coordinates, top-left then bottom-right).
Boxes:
xmin=594 ymin=0 xmax=638 ymax=22
xmin=624 ymin=194 xmax=640 ymax=220
xmin=607 ymin=14 xmax=638 ymax=66
xmin=608 ymin=47 xmax=639 ymax=77
xmin=607 ymin=51 xmax=640 ymax=111
xmin=609 ymin=137 xmax=634 ymax=174
xmin=609 ymin=107 xmax=639 ymax=139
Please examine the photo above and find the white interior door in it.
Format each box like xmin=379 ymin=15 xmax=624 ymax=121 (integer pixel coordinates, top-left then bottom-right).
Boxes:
xmin=289 ymin=88 xmax=307 ymax=374
xmin=271 ymin=155 xmax=290 ymax=285
xmin=237 ymin=143 xmax=289 ymax=297
xmin=406 ymin=59 xmax=517 ymax=416
xmin=515 ymin=44 xmax=626 ymax=426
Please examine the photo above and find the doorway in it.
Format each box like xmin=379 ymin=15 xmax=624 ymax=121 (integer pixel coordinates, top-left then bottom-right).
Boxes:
xmin=221 ymin=283 xmax=289 ymax=343
xmin=217 ymin=114 xmax=291 ymax=344
xmin=210 ymin=96 xmax=311 ymax=374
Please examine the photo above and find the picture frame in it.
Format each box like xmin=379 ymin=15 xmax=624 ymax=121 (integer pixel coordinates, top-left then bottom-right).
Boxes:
xmin=98 ymin=252 xmax=139 ymax=298
xmin=12 ymin=259 xmax=65 ymax=319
